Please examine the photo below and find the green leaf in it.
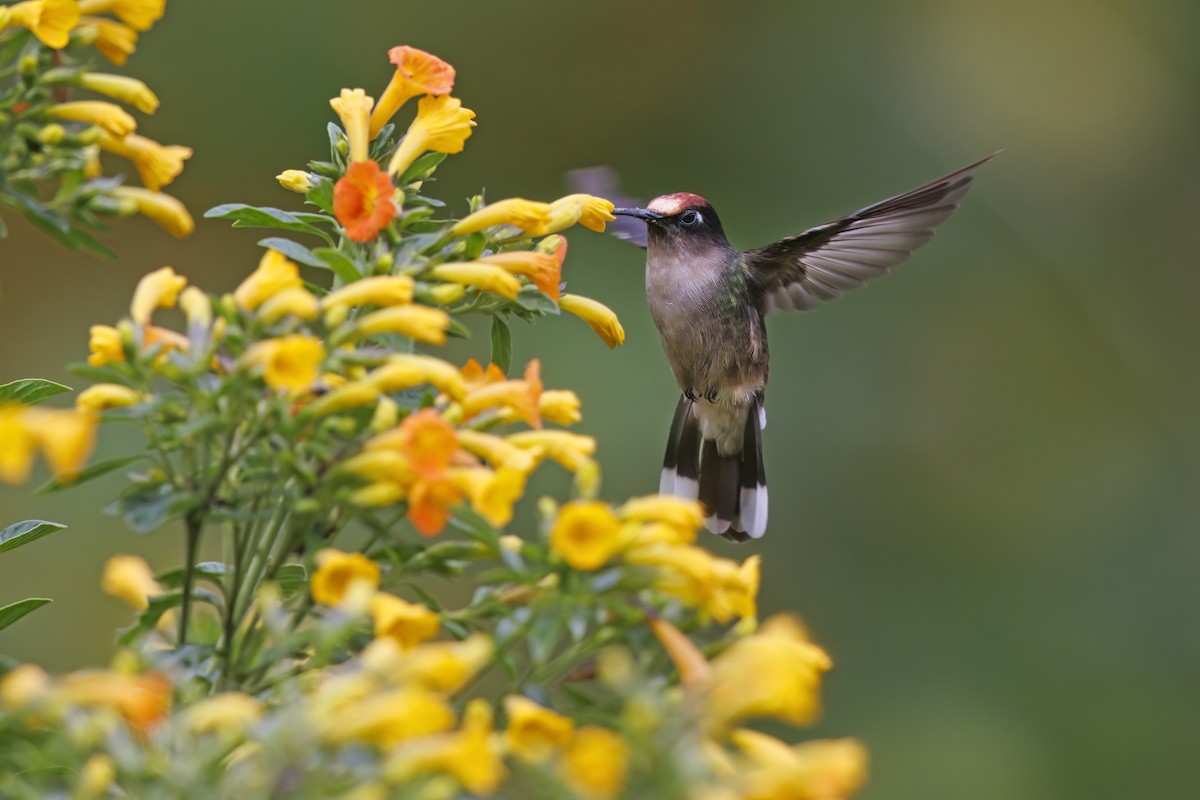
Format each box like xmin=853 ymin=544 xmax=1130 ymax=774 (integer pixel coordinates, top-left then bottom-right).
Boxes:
xmin=312 ymin=247 xmax=362 ymax=283
xmin=490 ymin=316 xmax=513 ymax=374
xmin=448 ymin=507 xmax=500 ymax=551
xmin=514 ymin=285 xmax=560 ymax=316
xmin=398 ymin=152 xmax=447 ymax=185
xmin=204 ymin=203 xmax=329 ymax=240
xmin=275 ymin=563 xmax=307 ymax=598
xmin=0 ymin=378 xmax=71 ymax=405
xmin=305 ymin=177 xmax=334 ymax=214
xmin=257 ymin=237 xmax=326 ymax=268
xmin=0 ymin=520 xmax=66 ymax=554
xmin=156 ymin=561 xmax=228 ymax=590
xmin=36 ymin=455 xmax=147 ymax=495
xmin=528 ymin=606 xmax=562 ymax=665
xmin=0 ymin=598 xmax=51 ymax=631
xmin=66 ymin=362 xmax=135 ymax=387
xmin=106 ymin=483 xmax=188 ymax=534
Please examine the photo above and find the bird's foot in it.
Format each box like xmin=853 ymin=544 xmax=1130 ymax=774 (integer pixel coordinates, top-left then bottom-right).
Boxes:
xmin=684 ymin=388 xmax=697 ymax=402
xmin=704 ymin=387 xmax=720 ymax=402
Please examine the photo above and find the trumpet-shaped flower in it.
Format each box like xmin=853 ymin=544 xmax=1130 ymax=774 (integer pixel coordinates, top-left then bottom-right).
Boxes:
xmin=407 ymin=475 xmax=462 ymax=537
xmin=619 ymin=495 xmax=705 ymax=535
xmin=451 ymin=467 xmax=526 ymax=527
xmin=257 ymin=286 xmax=319 ymax=323
xmin=369 ymin=45 xmax=456 ymax=137
xmin=275 ymin=169 xmax=313 ymax=193
xmin=537 ymin=390 xmax=581 ymax=426
xmin=550 ymin=501 xmax=622 ymax=571
xmin=454 ymin=429 xmax=539 ymax=473
xmin=241 ymin=335 xmax=325 ymax=391
xmin=319 ymin=686 xmax=455 ymax=749
xmin=371 ymin=593 xmax=440 ymax=649
xmin=79 ymin=72 xmax=159 ymax=114
xmin=76 ymin=383 xmax=140 ymax=411
xmin=23 ymin=408 xmax=97 ymax=479
xmin=0 ymin=406 xmax=37 ymax=484
xmin=334 ymin=159 xmax=397 ymax=242
xmin=368 ymin=354 xmax=466 ymax=401
xmin=451 ymin=197 xmax=551 ymax=238
xmin=546 ymin=193 xmax=616 ymax=234
xmin=478 ymin=251 xmax=561 ymax=300
xmin=49 ymin=100 xmax=136 ymax=136
xmin=562 ymin=726 xmax=629 ymax=800
xmin=429 ymin=262 xmax=521 ymax=301
xmin=5 ymin=0 xmax=80 ymax=48
xmin=387 ymin=94 xmax=476 ymax=178
xmin=58 ymin=670 xmax=172 ymax=736
xmin=343 ymin=448 xmax=416 ymax=487
xmin=112 ymin=186 xmax=193 ymax=237
xmin=311 ymin=549 xmax=381 ymax=606
xmin=559 ymin=294 xmax=625 ymax=349
xmin=353 ymin=304 xmax=450 ymax=345
xmin=99 ymin=132 xmax=191 ymax=191
xmin=503 ymin=695 xmax=574 ymax=762
xmin=87 ymin=324 xmax=124 ymax=366
xmin=396 ymin=408 xmax=458 ymax=477
xmin=321 ymin=275 xmax=414 ymax=312
xmin=234 ymin=249 xmax=302 ymax=311
xmin=129 ymin=265 xmax=186 ymax=324
xmin=304 ymin=380 xmax=380 ymax=417
xmin=184 ymin=692 xmax=264 ymax=737
xmin=364 ymin=634 xmax=493 ymax=694
xmin=79 ymin=15 xmax=137 ymax=64
xmin=507 ymin=430 xmax=596 ymax=472
xmin=78 ymin=0 xmax=164 ymax=32
xmin=330 ymin=88 xmax=374 ymax=163
xmin=423 ymin=281 xmax=466 ymax=305
xmin=100 ymin=554 xmax=161 ymax=610
xmin=647 ymin=615 xmax=711 ymax=690
xmin=350 ymin=481 xmax=407 ymax=508
xmin=386 ymin=699 xmax=505 ymax=797
xmin=732 ymin=730 xmax=869 ymax=800
xmin=707 ymin=614 xmax=832 ymax=732
xmin=461 ymin=359 xmax=542 ymax=428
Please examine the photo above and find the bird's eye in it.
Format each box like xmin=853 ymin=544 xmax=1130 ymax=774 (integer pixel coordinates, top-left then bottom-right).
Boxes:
xmin=680 ymin=210 xmax=700 ymax=227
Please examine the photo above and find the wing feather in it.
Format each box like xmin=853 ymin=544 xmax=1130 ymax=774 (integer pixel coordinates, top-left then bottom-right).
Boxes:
xmin=745 ymin=154 xmax=996 ymax=313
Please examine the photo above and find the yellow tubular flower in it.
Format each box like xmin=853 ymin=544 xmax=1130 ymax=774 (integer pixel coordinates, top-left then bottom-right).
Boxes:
xmin=76 ymin=383 xmax=140 ymax=411
xmin=559 ymin=294 xmax=625 ymax=349
xmin=350 ymin=481 xmax=406 ymax=508
xmin=451 ymin=198 xmax=552 ymax=238
xmin=345 ymin=448 xmax=416 ymax=488
xmin=79 ymin=16 xmax=137 ymax=65
xmin=369 ymin=45 xmax=456 ymax=137
xmin=371 ymin=395 xmax=399 ymax=432
xmin=257 ymin=286 xmax=319 ymax=323
xmin=503 ymin=695 xmax=574 ymax=763
xmin=184 ymin=692 xmax=264 ymax=736
xmin=562 ymin=726 xmax=629 ymax=800
xmin=538 ymin=390 xmax=581 ymax=426
xmin=330 ymin=88 xmax=374 ymax=163
xmin=478 ymin=251 xmax=561 ymax=300
xmin=48 ymin=101 xmax=135 ymax=137
xmin=507 ymin=430 xmax=596 ymax=472
xmin=129 ymin=265 xmax=186 ymax=324
xmin=546 ymin=194 xmax=616 ymax=234
xmin=424 ymin=282 xmax=465 ymax=305
xmin=0 ymin=664 xmax=51 ymax=709
xmin=88 ymin=324 xmax=124 ymax=366
xmin=647 ymin=615 xmax=711 ymax=690
xmin=78 ymin=754 xmax=116 ymax=798
xmin=461 ymin=359 xmax=542 ymax=427
xmin=430 ymin=262 xmax=521 ymax=301
xmin=57 ymin=670 xmax=171 ymax=735
xmin=387 ymin=94 xmax=476 ymax=178
xmin=78 ymin=0 xmax=164 ymax=32
xmin=319 ymin=686 xmax=455 ymax=749
xmin=549 ymin=501 xmax=622 ymax=571
xmin=6 ymin=0 xmax=80 ymax=48
xmin=454 ymin=430 xmax=539 ymax=473
xmin=100 ymin=554 xmax=161 ymax=610
xmin=79 ymin=73 xmax=159 ymax=114
xmin=369 ymin=354 xmax=466 ymax=401
xmin=353 ymin=305 xmax=450 ymax=345
xmin=99 ymin=132 xmax=191 ymax=191
xmin=707 ymin=614 xmax=832 ymax=732
xmin=450 ymin=467 xmax=526 ymax=528
xmin=111 ymin=186 xmax=193 ymax=237
xmin=0 ymin=406 xmax=37 ymax=484
xmin=240 ymin=335 xmax=325 ymax=392
xmin=178 ymin=286 xmax=211 ymax=330
xmin=275 ymin=169 xmax=313 ymax=193
xmin=321 ymin=275 xmax=414 ymax=311
xmin=23 ymin=408 xmax=97 ymax=479
xmin=619 ymin=494 xmax=705 ymax=533
xmin=82 ymin=144 xmax=102 ymax=178
xmin=370 ymin=593 xmax=440 ymax=649
xmin=385 ymin=699 xmax=506 ymax=797
xmin=364 ymin=634 xmax=493 ymax=694
xmin=304 ymin=380 xmax=380 ymax=417
xmin=310 ymin=549 xmax=381 ymax=606
xmin=732 ymin=731 xmax=869 ymax=800
xmin=234 ymin=249 xmax=302 ymax=311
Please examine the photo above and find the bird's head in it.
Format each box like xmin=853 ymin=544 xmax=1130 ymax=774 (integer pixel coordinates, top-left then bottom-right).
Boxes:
xmin=612 ymin=193 xmax=730 ymax=252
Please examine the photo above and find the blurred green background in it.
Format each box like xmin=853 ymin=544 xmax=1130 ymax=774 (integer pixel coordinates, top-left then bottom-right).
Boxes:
xmin=2 ymin=1 xmax=1198 ymax=798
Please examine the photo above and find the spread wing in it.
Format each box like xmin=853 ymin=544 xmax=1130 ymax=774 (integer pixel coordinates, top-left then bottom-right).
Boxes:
xmin=566 ymin=166 xmax=648 ymax=248
xmin=744 ymin=154 xmax=996 ymax=313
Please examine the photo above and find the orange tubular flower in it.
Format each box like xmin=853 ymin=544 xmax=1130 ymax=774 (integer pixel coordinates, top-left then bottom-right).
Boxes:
xmin=479 ymin=251 xmax=562 ymax=301
xmin=459 ymin=360 xmax=542 ymax=428
xmin=387 ymin=94 xmax=476 ymax=178
xmin=333 ymin=159 xmax=397 ymax=243
xmin=397 ymin=408 xmax=458 ymax=477
xmin=370 ymin=45 xmax=456 ymax=137
xmin=407 ymin=475 xmax=462 ymax=537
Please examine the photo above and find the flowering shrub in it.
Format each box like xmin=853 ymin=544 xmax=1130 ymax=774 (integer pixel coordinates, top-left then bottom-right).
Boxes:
xmin=0 ymin=21 xmax=867 ymax=799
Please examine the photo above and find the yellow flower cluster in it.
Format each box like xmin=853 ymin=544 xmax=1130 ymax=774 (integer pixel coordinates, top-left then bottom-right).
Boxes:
xmin=548 ymin=494 xmax=760 ymax=623
xmin=0 ymin=403 xmax=97 ymax=483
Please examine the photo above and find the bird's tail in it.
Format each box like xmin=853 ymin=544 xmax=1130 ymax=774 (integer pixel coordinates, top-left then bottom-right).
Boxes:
xmin=659 ymin=394 xmax=768 ymax=541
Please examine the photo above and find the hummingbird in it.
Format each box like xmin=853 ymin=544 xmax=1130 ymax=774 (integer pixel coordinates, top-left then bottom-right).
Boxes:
xmin=582 ymin=154 xmax=994 ymax=542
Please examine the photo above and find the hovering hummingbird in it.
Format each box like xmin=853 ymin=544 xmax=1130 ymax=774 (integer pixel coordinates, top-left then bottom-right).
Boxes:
xmin=576 ymin=154 xmax=994 ymax=542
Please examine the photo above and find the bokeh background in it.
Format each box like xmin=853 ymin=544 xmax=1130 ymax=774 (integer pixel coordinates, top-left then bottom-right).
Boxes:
xmin=2 ymin=2 xmax=1198 ymax=798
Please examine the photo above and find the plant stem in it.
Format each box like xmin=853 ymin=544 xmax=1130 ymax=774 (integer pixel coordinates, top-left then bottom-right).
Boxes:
xmin=178 ymin=511 xmax=202 ymax=645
